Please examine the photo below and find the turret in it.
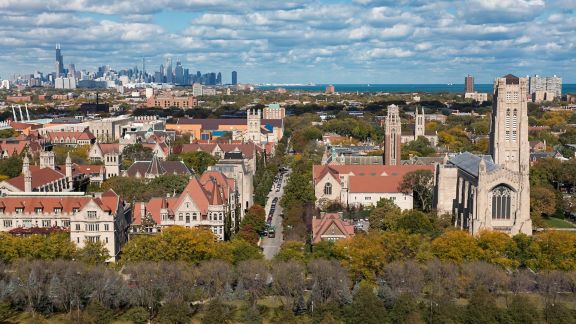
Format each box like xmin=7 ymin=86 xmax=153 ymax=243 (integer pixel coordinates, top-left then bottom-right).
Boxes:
xmin=66 ymin=152 xmax=73 ymax=188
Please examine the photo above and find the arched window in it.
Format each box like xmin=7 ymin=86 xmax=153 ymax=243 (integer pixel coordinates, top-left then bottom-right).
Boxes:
xmin=324 ymin=183 xmax=332 ymax=195
xmin=491 ymin=185 xmax=513 ymax=219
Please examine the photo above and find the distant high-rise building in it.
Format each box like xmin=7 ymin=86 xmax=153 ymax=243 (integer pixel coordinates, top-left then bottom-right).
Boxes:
xmin=55 ymin=44 xmax=64 ymax=78
xmin=528 ymin=75 xmax=562 ymax=101
xmin=232 ymin=71 xmax=238 ymax=85
xmin=465 ymin=75 xmax=474 ymax=93
xmin=175 ymin=61 xmax=184 ymax=85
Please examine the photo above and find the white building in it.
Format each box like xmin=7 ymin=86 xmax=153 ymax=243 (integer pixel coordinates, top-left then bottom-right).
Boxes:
xmin=0 ymin=80 xmax=9 ymax=90
xmin=465 ymin=92 xmax=489 ymax=103
xmin=0 ymin=190 xmax=131 ymax=262
xmin=192 ymin=83 xmax=203 ymax=97
xmin=54 ymin=77 xmax=77 ymax=89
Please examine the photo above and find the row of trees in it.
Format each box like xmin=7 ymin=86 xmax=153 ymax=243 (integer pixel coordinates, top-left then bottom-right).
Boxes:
xmin=0 ymin=258 xmax=574 ymax=323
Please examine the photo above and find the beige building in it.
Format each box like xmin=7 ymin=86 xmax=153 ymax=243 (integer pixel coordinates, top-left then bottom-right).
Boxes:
xmin=434 ymin=74 xmax=532 ymax=236
xmin=0 ymin=190 xmax=131 ymax=262
xmin=465 ymin=92 xmax=489 ymax=103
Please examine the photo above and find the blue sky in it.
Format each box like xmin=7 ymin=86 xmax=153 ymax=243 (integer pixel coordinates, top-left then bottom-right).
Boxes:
xmin=0 ymin=0 xmax=574 ymax=84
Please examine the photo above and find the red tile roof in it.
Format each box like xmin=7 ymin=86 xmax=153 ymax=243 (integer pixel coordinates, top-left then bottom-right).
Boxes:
xmin=312 ymin=213 xmax=355 ymax=244
xmin=0 ymin=190 xmax=120 ymax=215
xmin=5 ymin=166 xmax=66 ymax=191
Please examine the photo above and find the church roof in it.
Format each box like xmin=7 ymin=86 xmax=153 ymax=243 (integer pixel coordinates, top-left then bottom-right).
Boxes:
xmin=448 ymin=152 xmax=497 ymax=177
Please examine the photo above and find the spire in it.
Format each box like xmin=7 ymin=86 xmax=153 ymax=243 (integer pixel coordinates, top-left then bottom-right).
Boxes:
xmin=22 ymin=154 xmax=30 ymax=173
xmin=146 ymin=154 xmax=165 ymax=177
xmin=66 ymin=152 xmax=72 ymax=164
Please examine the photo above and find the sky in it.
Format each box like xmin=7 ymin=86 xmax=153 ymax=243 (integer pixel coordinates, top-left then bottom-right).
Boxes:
xmin=0 ymin=0 xmax=575 ymax=84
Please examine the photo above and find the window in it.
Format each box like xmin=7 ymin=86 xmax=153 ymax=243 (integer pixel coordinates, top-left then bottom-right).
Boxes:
xmin=86 ymin=236 xmax=100 ymax=242
xmin=105 ymin=237 xmax=109 ymax=243
xmin=104 ymin=224 xmax=109 ymax=231
xmin=491 ymin=185 xmax=513 ymax=220
xmin=73 ymin=208 xmax=79 ymax=214
xmin=186 ymin=214 xmax=190 ymax=223
xmin=75 ymin=224 xmax=80 ymax=231
xmin=324 ymin=183 xmax=332 ymax=195
xmin=365 ymin=197 xmax=372 ymax=200
xmin=219 ymin=213 xmax=223 ymax=221
xmin=87 ymin=211 xmax=97 ymax=219
xmin=53 ymin=208 xmax=62 ymax=214
xmin=15 ymin=208 xmax=23 ymax=214
xmin=179 ymin=213 xmax=183 ymax=221
xmin=512 ymin=130 xmax=517 ymax=142
xmin=505 ymin=131 xmax=510 ymax=141
xmin=23 ymin=219 xmax=32 ymax=228
xmin=42 ymin=220 xmax=51 ymax=227
xmin=193 ymin=213 xmax=197 ymax=221
xmin=3 ymin=220 xmax=12 ymax=228
xmin=86 ymin=223 xmax=100 ymax=231
xmin=161 ymin=213 xmax=169 ymax=221
xmin=63 ymin=220 xmax=70 ymax=227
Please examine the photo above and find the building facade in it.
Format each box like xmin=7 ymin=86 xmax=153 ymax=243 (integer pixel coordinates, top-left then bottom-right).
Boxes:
xmin=465 ymin=75 xmax=474 ymax=93
xmin=0 ymin=190 xmax=131 ymax=262
xmin=434 ymin=74 xmax=532 ymax=236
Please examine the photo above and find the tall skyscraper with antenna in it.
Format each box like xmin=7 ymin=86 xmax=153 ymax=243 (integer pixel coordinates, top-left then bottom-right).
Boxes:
xmin=55 ymin=44 xmax=64 ymax=77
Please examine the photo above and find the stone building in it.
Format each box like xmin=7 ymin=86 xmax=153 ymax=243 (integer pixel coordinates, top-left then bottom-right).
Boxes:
xmin=434 ymin=74 xmax=532 ymax=236
xmin=384 ymin=104 xmax=401 ymax=165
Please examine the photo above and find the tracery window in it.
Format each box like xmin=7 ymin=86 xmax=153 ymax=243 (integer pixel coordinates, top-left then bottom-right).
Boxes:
xmin=491 ymin=185 xmax=513 ymax=219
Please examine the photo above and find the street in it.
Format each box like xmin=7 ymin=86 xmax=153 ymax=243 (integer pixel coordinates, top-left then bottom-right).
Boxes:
xmin=261 ymin=168 xmax=290 ymax=260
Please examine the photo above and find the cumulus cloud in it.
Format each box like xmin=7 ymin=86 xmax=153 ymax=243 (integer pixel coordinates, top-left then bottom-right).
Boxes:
xmin=0 ymin=0 xmax=574 ymax=83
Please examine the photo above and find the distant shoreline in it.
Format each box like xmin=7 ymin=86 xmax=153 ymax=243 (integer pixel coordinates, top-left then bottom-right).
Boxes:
xmin=257 ymin=84 xmax=576 ymax=94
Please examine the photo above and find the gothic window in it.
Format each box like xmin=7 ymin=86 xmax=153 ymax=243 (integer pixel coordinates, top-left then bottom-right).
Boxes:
xmin=324 ymin=183 xmax=332 ymax=195
xmin=505 ymin=109 xmax=510 ymax=130
xmin=491 ymin=185 xmax=513 ymax=220
xmin=512 ymin=109 xmax=518 ymax=130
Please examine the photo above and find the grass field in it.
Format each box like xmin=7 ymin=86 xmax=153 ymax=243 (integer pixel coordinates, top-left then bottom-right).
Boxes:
xmin=544 ymin=217 xmax=576 ymax=229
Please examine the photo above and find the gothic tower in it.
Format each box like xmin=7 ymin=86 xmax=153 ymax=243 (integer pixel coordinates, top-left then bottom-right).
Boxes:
xmin=490 ymin=74 xmax=530 ymax=174
xmin=23 ymin=154 xmax=32 ymax=192
xmin=40 ymin=150 xmax=55 ymax=169
xmin=384 ymin=104 xmax=402 ymax=165
xmin=65 ymin=152 xmax=73 ymax=188
xmin=415 ymin=107 xmax=425 ymax=139
xmin=489 ymin=74 xmax=531 ymax=235
xmin=246 ymin=109 xmax=261 ymax=143
xmin=104 ymin=151 xmax=120 ymax=178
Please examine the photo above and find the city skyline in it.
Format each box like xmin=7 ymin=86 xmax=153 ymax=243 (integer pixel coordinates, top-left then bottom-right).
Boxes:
xmin=0 ymin=0 xmax=575 ymax=83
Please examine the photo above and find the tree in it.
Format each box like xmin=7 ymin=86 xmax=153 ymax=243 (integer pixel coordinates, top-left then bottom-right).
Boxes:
xmin=343 ymin=284 xmax=388 ymax=324
xmin=276 ymin=241 xmax=307 ymax=263
xmin=402 ymin=136 xmax=435 ymax=159
xmin=398 ymin=170 xmax=434 ymax=212
xmin=221 ymin=238 xmax=262 ymax=264
xmin=241 ymin=204 xmax=266 ymax=234
xmin=506 ymin=295 xmax=541 ymax=324
xmin=431 ymin=230 xmax=481 ymax=263
xmin=530 ymin=186 xmax=558 ymax=226
xmin=368 ymin=198 xmax=402 ymax=231
xmin=178 ymin=151 xmax=217 ymax=174
xmin=122 ymin=144 xmax=154 ymax=165
xmin=76 ymin=241 xmax=109 ymax=265
xmin=0 ymin=154 xmax=22 ymax=178
xmin=271 ymin=261 xmax=306 ymax=309
xmin=396 ymin=210 xmax=436 ymax=235
xmin=463 ymin=287 xmax=503 ymax=324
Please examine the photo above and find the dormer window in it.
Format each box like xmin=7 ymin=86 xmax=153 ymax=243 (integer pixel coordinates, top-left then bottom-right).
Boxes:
xmin=15 ymin=208 xmax=23 ymax=214
xmin=72 ymin=208 xmax=80 ymax=214
xmin=54 ymin=208 xmax=62 ymax=214
xmin=35 ymin=208 xmax=43 ymax=214
xmin=0 ymin=208 xmax=4 ymax=213
xmin=87 ymin=211 xmax=97 ymax=219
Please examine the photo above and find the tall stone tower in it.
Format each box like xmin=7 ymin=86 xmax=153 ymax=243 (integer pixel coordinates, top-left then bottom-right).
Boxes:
xmin=40 ymin=151 xmax=55 ymax=169
xmin=490 ymin=74 xmax=529 ymax=173
xmin=384 ymin=104 xmax=402 ymax=165
xmin=65 ymin=152 xmax=73 ymax=188
xmin=246 ymin=109 xmax=261 ymax=143
xmin=489 ymin=74 xmax=531 ymax=235
xmin=23 ymin=154 xmax=32 ymax=192
xmin=415 ymin=107 xmax=425 ymax=139
xmin=104 ymin=151 xmax=120 ymax=178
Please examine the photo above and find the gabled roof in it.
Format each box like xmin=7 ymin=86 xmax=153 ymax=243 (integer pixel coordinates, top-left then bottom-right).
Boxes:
xmin=312 ymin=213 xmax=355 ymax=244
xmin=0 ymin=190 xmax=121 ymax=215
xmin=125 ymin=160 xmax=191 ymax=177
xmin=5 ymin=166 xmax=66 ymax=191
xmin=94 ymin=143 xmax=121 ymax=155
xmin=448 ymin=152 xmax=497 ymax=178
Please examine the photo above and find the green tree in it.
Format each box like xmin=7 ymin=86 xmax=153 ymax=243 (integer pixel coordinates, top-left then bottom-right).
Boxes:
xmin=463 ymin=287 xmax=503 ymax=324
xmin=122 ymin=144 xmax=154 ymax=166
xmin=343 ymin=285 xmax=389 ymax=324
xmin=402 ymin=136 xmax=435 ymax=159
xmin=530 ymin=186 xmax=558 ymax=227
xmin=178 ymin=151 xmax=217 ymax=174
xmin=76 ymin=240 xmax=109 ymax=265
xmin=398 ymin=170 xmax=434 ymax=212
xmin=396 ymin=210 xmax=436 ymax=235
xmin=0 ymin=154 xmax=22 ymax=178
xmin=368 ymin=198 xmax=402 ymax=231
xmin=240 ymin=204 xmax=266 ymax=234
xmin=506 ymin=295 xmax=541 ymax=324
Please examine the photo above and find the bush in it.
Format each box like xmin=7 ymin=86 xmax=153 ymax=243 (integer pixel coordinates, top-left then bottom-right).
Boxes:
xmin=121 ymin=307 xmax=150 ymax=324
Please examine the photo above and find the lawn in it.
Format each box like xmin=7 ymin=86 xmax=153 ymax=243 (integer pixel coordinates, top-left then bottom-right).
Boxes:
xmin=544 ymin=217 xmax=576 ymax=229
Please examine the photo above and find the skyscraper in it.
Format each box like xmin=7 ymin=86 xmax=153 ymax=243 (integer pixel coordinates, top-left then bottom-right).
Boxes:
xmin=175 ymin=61 xmax=183 ymax=85
xmin=465 ymin=74 xmax=474 ymax=93
xmin=232 ymin=71 xmax=238 ymax=85
xmin=55 ymin=44 xmax=64 ymax=78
